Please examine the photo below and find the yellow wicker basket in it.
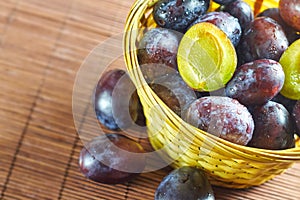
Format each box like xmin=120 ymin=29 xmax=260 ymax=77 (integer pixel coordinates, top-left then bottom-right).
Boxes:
xmin=123 ymin=0 xmax=300 ymax=188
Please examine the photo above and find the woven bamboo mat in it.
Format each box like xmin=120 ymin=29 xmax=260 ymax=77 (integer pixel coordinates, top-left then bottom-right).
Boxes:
xmin=0 ymin=0 xmax=299 ymax=199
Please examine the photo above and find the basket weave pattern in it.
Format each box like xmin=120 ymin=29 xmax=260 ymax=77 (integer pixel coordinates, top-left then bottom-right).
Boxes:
xmin=123 ymin=0 xmax=300 ymax=188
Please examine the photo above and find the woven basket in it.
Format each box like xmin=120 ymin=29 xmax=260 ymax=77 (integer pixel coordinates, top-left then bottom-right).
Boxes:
xmin=123 ymin=0 xmax=300 ymax=188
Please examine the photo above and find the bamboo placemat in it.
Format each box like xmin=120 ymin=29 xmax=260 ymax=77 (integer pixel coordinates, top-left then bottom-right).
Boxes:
xmin=0 ymin=0 xmax=299 ymax=199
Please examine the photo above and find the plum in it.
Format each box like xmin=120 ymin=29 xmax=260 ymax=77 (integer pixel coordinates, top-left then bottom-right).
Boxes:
xmin=279 ymin=0 xmax=300 ymax=31
xmin=155 ymin=166 xmax=214 ymax=200
xmin=219 ymin=0 xmax=254 ymax=31
xmin=153 ymin=0 xmax=210 ymax=32
xmin=94 ymin=69 xmax=144 ymax=130
xmin=79 ymin=134 xmax=146 ymax=184
xmin=191 ymin=12 xmax=242 ymax=46
xmin=149 ymin=72 xmax=197 ymax=116
xmin=292 ymin=101 xmax=300 ymax=135
xmin=183 ymin=96 xmax=254 ymax=145
xmin=225 ymin=59 xmax=285 ymax=106
xmin=238 ymin=17 xmax=288 ymax=63
xmin=248 ymin=101 xmax=295 ymax=150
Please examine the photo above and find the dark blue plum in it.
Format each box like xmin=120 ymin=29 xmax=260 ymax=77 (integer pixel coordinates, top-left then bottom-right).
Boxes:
xmin=219 ymin=0 xmax=254 ymax=31
xmin=213 ymin=0 xmax=237 ymax=5
xmin=94 ymin=69 xmax=143 ymax=130
xmin=153 ymin=0 xmax=210 ymax=32
xmin=155 ymin=166 xmax=214 ymax=200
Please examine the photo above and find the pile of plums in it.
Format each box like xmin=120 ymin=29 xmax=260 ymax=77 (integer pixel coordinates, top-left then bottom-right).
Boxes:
xmin=78 ymin=0 xmax=300 ymax=199
xmin=138 ymin=0 xmax=300 ymax=150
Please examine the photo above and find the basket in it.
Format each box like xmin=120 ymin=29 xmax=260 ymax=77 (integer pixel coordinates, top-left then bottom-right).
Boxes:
xmin=123 ymin=0 xmax=300 ymax=188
